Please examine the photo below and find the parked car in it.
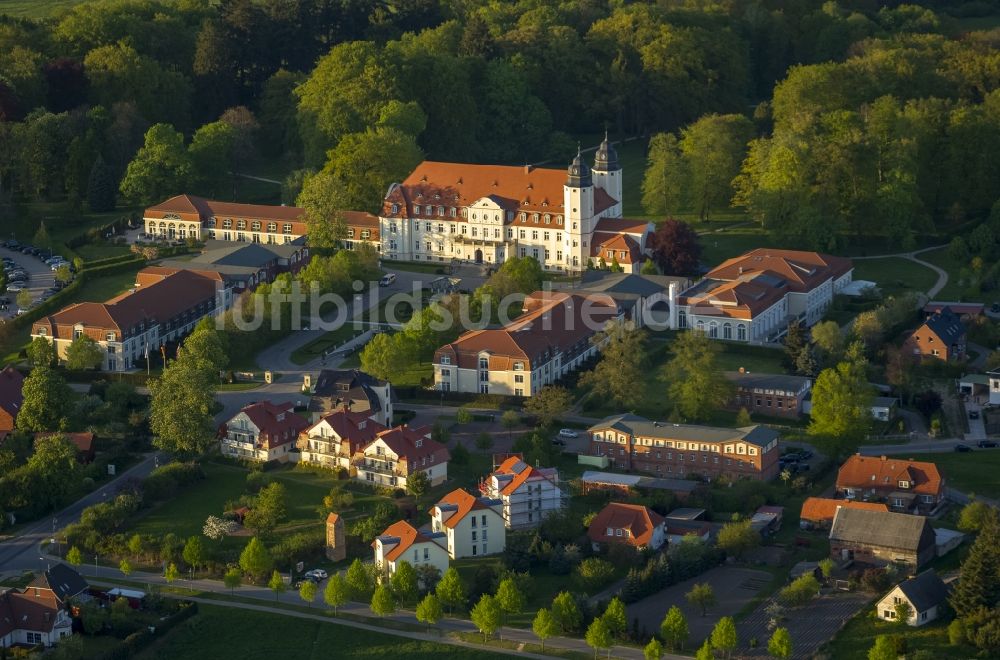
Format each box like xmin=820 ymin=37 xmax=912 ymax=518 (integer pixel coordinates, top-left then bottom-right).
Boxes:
xmin=954 ymin=444 xmax=973 ymax=452
xmin=558 ymin=428 xmax=578 ymax=439
xmin=379 ymin=273 xmax=397 ymax=287
xmin=6 ymin=284 xmax=24 ymax=292
xmin=292 ymin=577 xmax=318 ymax=589
xmin=978 ymin=440 xmax=998 ymax=448
xmin=969 ymin=410 xmax=980 ymax=419
xmin=304 ymin=569 xmax=328 ymax=580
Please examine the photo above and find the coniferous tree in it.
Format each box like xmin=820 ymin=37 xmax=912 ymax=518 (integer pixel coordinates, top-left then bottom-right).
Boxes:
xmin=86 ymin=154 xmax=117 ymax=212
xmin=950 ymin=509 xmax=1000 ymax=618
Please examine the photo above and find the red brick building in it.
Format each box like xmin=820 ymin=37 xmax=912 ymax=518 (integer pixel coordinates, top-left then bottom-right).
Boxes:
xmin=587 ymin=413 xmax=781 ymax=482
xmin=904 ymin=307 xmax=966 ymax=361
xmin=726 ymin=371 xmax=812 ymax=419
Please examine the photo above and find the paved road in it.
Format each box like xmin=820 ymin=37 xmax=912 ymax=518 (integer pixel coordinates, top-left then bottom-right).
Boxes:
xmin=853 ymin=244 xmax=949 ymax=299
xmin=860 ymin=438 xmax=976 ymax=454
xmin=0 ymin=452 xmax=162 ymax=573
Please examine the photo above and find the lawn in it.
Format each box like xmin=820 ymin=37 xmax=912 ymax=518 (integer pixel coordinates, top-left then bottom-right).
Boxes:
xmin=822 ymin=609 xmax=973 ymax=659
xmin=0 ymin=0 xmax=86 ymax=17
xmin=75 ymin=242 xmax=134 ymax=261
xmin=135 ymin=603 xmax=499 ymax=660
xmin=853 ymin=257 xmax=939 ymax=298
xmin=885 ymin=450 xmax=1000 ymax=499
xmin=698 ymin=227 xmax=773 ymax=267
xmin=290 ymin=324 xmax=367 ymax=365
xmin=917 ymin=247 xmax=992 ymax=303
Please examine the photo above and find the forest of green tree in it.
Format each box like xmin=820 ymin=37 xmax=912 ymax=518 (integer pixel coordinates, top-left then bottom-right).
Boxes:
xmin=3 ymin=0 xmax=1000 ymax=249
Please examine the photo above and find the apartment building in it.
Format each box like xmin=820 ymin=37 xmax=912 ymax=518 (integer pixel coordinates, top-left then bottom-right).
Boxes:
xmin=836 ymin=454 xmax=944 ymax=514
xmin=220 ymin=401 xmax=309 ymax=463
xmin=433 ymin=291 xmax=620 ymax=396
xmin=144 ymin=194 xmax=306 ymax=244
xmin=726 ymin=371 xmax=813 ymax=419
xmin=353 ymin=425 xmax=449 ymax=489
xmin=372 ymin=520 xmax=449 ymax=578
xmin=305 ymin=369 xmax=393 ymax=425
xmin=430 ymin=489 xmax=506 ymax=559
xmin=588 ymin=413 xmax=781 ymax=482
xmin=32 ymin=269 xmax=224 ymax=372
xmin=479 ymin=456 xmax=564 ymax=529
xmin=297 ymin=410 xmax=385 ymax=470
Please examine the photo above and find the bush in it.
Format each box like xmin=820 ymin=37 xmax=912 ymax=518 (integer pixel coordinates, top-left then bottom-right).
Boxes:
xmin=778 ymin=574 xmax=820 ymax=607
xmin=575 ymin=557 xmax=616 ymax=591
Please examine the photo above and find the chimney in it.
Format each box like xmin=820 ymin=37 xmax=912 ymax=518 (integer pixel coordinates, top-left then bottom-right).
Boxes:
xmin=524 ymin=164 xmax=533 ymax=174
xmin=880 ymin=455 xmax=887 ymax=461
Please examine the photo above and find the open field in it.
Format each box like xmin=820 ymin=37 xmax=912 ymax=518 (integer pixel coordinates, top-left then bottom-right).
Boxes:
xmin=135 ymin=603 xmax=499 ymax=660
xmin=853 ymin=257 xmax=939 ymax=298
xmin=290 ymin=324 xmax=366 ymax=365
xmin=886 ymin=450 xmax=1000 ymax=499
xmin=822 ymin=609 xmax=973 ymax=659
xmin=0 ymin=0 xmax=86 ymax=18
xmin=917 ymin=247 xmax=994 ymax=303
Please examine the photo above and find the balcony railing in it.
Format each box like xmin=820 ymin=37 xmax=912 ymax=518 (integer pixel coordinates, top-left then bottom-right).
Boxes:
xmin=354 ymin=459 xmax=404 ymax=477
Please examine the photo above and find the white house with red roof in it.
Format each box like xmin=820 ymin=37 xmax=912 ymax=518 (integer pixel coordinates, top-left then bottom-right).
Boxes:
xmin=587 ymin=502 xmax=666 ymax=551
xmin=668 ymin=249 xmax=854 ymax=343
xmin=372 ymin=520 xmax=449 ymax=578
xmin=377 ymin=137 xmax=652 ymax=272
xmin=430 ymin=488 xmax=506 ymax=559
xmin=353 ymin=425 xmax=449 ymax=489
xmin=480 ymin=456 xmax=565 ymax=529
xmin=432 ymin=291 xmax=620 ymax=396
xmin=298 ymin=410 xmax=386 ymax=470
xmin=220 ymin=401 xmax=309 ymax=463
xmin=143 ymin=194 xmax=307 ymax=244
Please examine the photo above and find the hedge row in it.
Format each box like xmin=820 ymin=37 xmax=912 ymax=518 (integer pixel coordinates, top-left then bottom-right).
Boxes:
xmin=64 ymin=218 xmax=135 ymax=250
xmin=80 ymin=254 xmax=144 ymax=270
xmin=94 ymin=601 xmax=199 ymax=660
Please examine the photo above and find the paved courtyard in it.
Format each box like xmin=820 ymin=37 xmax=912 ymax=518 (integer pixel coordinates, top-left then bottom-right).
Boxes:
xmin=737 ymin=591 xmax=871 ymax=658
xmin=626 ymin=566 xmax=773 ymax=645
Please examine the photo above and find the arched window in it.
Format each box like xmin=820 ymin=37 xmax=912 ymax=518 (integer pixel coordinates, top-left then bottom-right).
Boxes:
xmin=723 ymin=323 xmax=732 ymax=340
xmin=696 ymin=320 xmax=705 ymax=333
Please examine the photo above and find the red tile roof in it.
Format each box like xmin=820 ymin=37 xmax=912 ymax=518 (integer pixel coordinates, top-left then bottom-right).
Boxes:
xmin=371 ymin=425 xmax=449 ymax=472
xmin=146 ymin=194 xmax=307 ymax=233
xmin=706 ymin=249 xmax=853 ymax=293
xmin=303 ymin=410 xmax=385 ymax=456
xmin=491 ymin=456 xmax=558 ymax=496
xmin=0 ymin=366 xmax=24 ymax=427
xmin=432 ymin=488 xmax=497 ymax=529
xmin=373 ymin=520 xmax=445 ymax=562
xmin=593 ymin=217 xmax=652 ymax=235
xmin=591 ymin=232 xmax=642 ymax=264
xmin=35 ymin=432 xmax=94 ymax=455
xmin=434 ymin=291 xmax=618 ymax=370
xmin=587 ymin=503 xmax=664 ymax=548
xmin=800 ymin=497 xmax=889 ymax=524
xmin=235 ymin=401 xmax=309 ymax=449
xmin=836 ymin=455 xmax=943 ymax=497
xmin=0 ymin=587 xmax=61 ymax=638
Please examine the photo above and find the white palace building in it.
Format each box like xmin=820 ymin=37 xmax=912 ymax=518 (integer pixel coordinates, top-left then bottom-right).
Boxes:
xmin=378 ymin=137 xmax=653 ymax=273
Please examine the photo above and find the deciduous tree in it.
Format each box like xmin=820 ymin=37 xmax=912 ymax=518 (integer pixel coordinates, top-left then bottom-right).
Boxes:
xmin=551 ymin=591 xmax=582 ymax=633
xmin=324 ymin=574 xmax=350 ymax=613
xmin=346 ymin=558 xmax=374 ymax=600
xmin=17 ymin=366 xmax=71 ymax=432
xmin=390 ymin=560 xmax=419 ymax=606
xmin=664 ymin=331 xmax=733 ymax=421
xmin=660 ymin=605 xmax=689 ymax=650
xmin=416 ymin=593 xmax=442 ymax=629
xmin=686 ymin=582 xmax=716 ymax=617
xmin=579 ymin=320 xmax=646 ymax=409
xmin=119 ymin=123 xmax=192 ymax=204
xmin=768 ymin=627 xmax=792 ymax=659
xmin=65 ymin=334 xmax=104 ymax=371
xmin=642 ymin=132 xmax=684 ymax=217
xmin=436 ymin=567 xmax=466 ymax=614
xmin=239 ymin=537 xmax=274 ymax=583
xmin=268 ymin=569 xmax=286 ymax=600
xmin=649 ymin=219 xmax=702 ymax=275
xmin=471 ymin=594 xmax=501 ymax=642
xmin=532 ymin=607 xmax=557 ymax=650
xmin=585 ymin=616 xmax=612 ymax=659
xmin=807 ymin=359 xmax=874 ymax=454
xmin=711 ymin=616 xmax=738 ymax=659
xmin=299 ymin=579 xmax=317 ymax=607
xmin=224 ymin=567 xmax=242 ymax=594
xmin=524 ymin=386 xmax=573 ymax=427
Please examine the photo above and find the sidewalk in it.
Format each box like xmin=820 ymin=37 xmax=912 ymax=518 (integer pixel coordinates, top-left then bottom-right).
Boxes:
xmin=73 ymin=561 xmax=677 ymax=660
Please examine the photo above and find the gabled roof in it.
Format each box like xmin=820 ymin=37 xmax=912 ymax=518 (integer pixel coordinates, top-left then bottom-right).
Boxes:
xmin=836 ymin=455 xmax=943 ymax=497
xmin=829 ymin=508 xmax=933 ymax=552
xmin=0 ymin=365 xmax=24 ymax=421
xmin=706 ymin=249 xmax=853 ymax=292
xmin=35 ymin=432 xmax=94 ymax=455
xmin=304 ymin=410 xmax=385 ymax=455
xmin=146 ymin=194 xmax=306 ymax=225
xmin=590 ymin=413 xmax=780 ymax=448
xmin=232 ymin=401 xmax=309 ymax=449
xmin=726 ymin=371 xmax=812 ymax=394
xmin=0 ymin=587 xmax=61 ymax=637
xmin=591 ymin=232 xmax=642 ymax=264
xmin=491 ymin=456 xmax=558 ymax=496
xmin=309 ymin=369 xmax=386 ymax=415
xmin=889 ymin=570 xmax=949 ymax=612
xmin=28 ymin=563 xmax=88 ymax=604
xmin=800 ymin=497 xmax=889 ymax=523
xmin=432 ymin=488 xmax=501 ymax=529
xmin=372 ymin=426 xmax=448 ymax=467
xmin=587 ymin=502 xmax=664 ymax=547
xmin=920 ymin=307 xmax=966 ymax=343
xmin=593 ymin=217 xmax=652 ymax=235
xmin=923 ymin=302 xmax=983 ymax=316
xmin=373 ymin=520 xmax=446 ymax=562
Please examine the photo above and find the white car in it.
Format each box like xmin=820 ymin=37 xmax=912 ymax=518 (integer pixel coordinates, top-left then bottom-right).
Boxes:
xmin=6 ymin=284 xmax=24 ymax=292
xmin=304 ymin=569 xmax=328 ymax=580
xmin=50 ymin=261 xmax=68 ymax=271
xmin=558 ymin=429 xmax=578 ymax=439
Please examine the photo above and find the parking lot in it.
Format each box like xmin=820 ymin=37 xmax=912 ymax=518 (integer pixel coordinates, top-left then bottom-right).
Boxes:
xmin=1 ymin=243 xmax=62 ymax=319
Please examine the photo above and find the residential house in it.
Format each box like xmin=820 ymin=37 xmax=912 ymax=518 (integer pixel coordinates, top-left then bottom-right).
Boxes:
xmin=32 ymin=269 xmax=225 ymax=372
xmin=479 ymin=456 xmax=565 ymax=529
xmin=377 ymin=138 xmax=653 ymax=272
xmin=836 ymin=454 xmax=944 ymax=514
xmin=144 ymin=194 xmax=307 ymax=244
xmin=0 ymin=366 xmax=24 ymax=441
xmin=990 ymin=369 xmax=1000 ymax=406
xmin=220 ymin=401 xmax=309 ymax=463
xmin=799 ymin=497 xmax=889 ymax=530
xmin=751 ymin=505 xmax=784 ymax=535
xmin=305 ymin=369 xmax=393 ymax=426
xmin=297 ymin=410 xmax=385 ymax=470
xmin=430 ymin=489 xmax=506 ymax=559
xmin=923 ymin=302 xmax=983 ymax=320
xmin=904 ymin=307 xmax=966 ymax=361
xmin=588 ymin=413 xmax=782 ymax=482
xmin=829 ymin=508 xmax=937 ymax=570
xmin=35 ymin=432 xmax=96 ymax=463
xmin=726 ymin=371 xmax=812 ymax=419
xmin=670 ymin=249 xmax=854 ymax=343
xmin=353 ymin=425 xmax=449 ymax=489
xmin=876 ymin=570 xmax=949 ymax=627
xmin=372 ymin=520 xmax=449 ymax=579
xmin=554 ymin=271 xmax=690 ymax=331
xmin=0 ymin=564 xmax=85 ymax=648
xmin=587 ymin=502 xmax=666 ymax=551
xmin=433 ymin=291 xmax=620 ymax=396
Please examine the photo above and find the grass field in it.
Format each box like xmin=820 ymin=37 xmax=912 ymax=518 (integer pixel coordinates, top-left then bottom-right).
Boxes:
xmin=823 ymin=609 xmax=973 ymax=659
xmin=853 ymin=257 xmax=939 ymax=298
xmin=917 ymin=247 xmax=993 ymax=303
xmin=75 ymin=242 xmax=133 ymax=261
xmin=0 ymin=0 xmax=86 ymax=18
xmin=886 ymin=450 xmax=1000 ymax=499
xmin=290 ymin=324 xmax=366 ymax=365
xmin=135 ymin=603 xmax=499 ymax=660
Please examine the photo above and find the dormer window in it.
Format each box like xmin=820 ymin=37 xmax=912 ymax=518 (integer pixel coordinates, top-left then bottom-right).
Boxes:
xmin=416 ymin=439 xmax=423 ymax=448
xmin=513 ymin=362 xmax=524 ymax=371
xmin=899 ymin=480 xmax=909 ymax=489
xmin=606 ymin=527 xmax=613 ymax=536
xmin=441 ymin=356 xmax=451 ymax=365
xmin=391 ymin=203 xmax=399 ymax=214
xmin=616 ymin=529 xmax=622 ymax=536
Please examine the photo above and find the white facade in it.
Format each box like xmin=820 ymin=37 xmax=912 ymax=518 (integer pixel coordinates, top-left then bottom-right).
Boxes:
xmin=354 ymin=436 xmax=448 ymax=489
xmin=876 ymin=587 xmax=941 ymax=627
xmin=297 ymin=414 xmax=380 ymax=470
xmin=144 ymin=215 xmax=304 ymax=244
xmin=989 ymin=370 xmax=1000 ymax=406
xmin=220 ymin=407 xmax=301 ymax=463
xmin=481 ymin=461 xmax=565 ymax=530
xmin=374 ymin=536 xmax=450 ymax=579
xmin=431 ymin=500 xmax=506 ymax=559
